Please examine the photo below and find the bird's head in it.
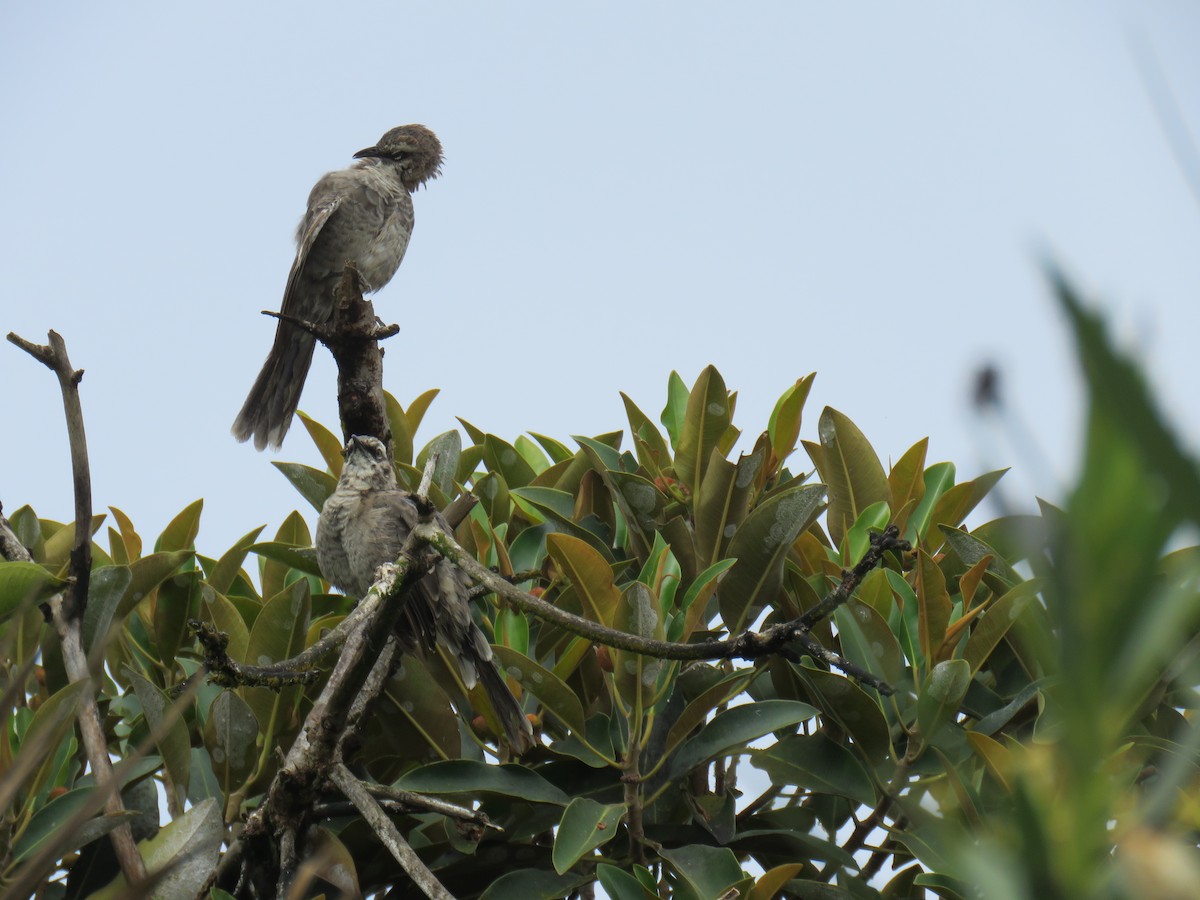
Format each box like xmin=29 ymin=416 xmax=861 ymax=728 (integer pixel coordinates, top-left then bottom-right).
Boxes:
xmin=354 ymin=124 xmax=444 ymax=191
xmin=339 ymin=435 xmax=399 ymax=491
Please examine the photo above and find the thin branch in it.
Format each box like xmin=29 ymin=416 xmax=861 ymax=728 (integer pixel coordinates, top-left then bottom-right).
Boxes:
xmin=330 ymin=763 xmax=454 ymax=900
xmin=6 ymin=330 xmax=147 ymax=886
xmin=366 ymin=784 xmax=501 ymax=832
xmin=8 ymin=330 xmax=91 ymax=618
xmin=419 ymin=522 xmax=907 ymax=693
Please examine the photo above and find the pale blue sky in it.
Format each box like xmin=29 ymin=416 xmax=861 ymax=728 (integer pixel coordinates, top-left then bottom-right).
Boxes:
xmin=2 ymin=1 xmax=1197 ymax=554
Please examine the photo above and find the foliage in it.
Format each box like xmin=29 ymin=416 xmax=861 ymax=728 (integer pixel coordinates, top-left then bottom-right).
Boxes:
xmin=2 ymin=274 xmax=1200 ymax=898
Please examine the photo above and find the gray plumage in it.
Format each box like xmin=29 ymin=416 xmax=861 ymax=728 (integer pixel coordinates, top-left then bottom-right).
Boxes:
xmin=316 ymin=436 xmax=534 ymax=752
xmin=233 ymin=125 xmax=443 ymax=450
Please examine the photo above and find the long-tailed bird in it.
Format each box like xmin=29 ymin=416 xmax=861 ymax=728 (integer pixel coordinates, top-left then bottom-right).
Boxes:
xmin=233 ymin=125 xmax=443 ymax=450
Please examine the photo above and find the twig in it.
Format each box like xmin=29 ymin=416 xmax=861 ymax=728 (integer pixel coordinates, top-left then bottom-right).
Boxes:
xmin=330 ymin=764 xmax=454 ymax=900
xmin=419 ymin=522 xmax=907 ymax=693
xmin=7 ymin=331 xmax=91 ymax=618
xmin=6 ymin=330 xmax=147 ymax=886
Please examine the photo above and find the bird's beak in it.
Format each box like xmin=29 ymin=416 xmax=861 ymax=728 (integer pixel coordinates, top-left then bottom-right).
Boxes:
xmin=343 ymin=436 xmax=368 ymax=458
xmin=353 ymin=145 xmax=381 ymax=160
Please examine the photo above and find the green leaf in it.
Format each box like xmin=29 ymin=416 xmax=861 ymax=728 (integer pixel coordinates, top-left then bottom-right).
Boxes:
xmin=661 ymin=844 xmax=748 ymax=900
xmin=153 ymin=569 xmax=202 ymax=670
xmin=385 ymin=391 xmax=414 ymax=465
xmin=621 ymin=391 xmax=672 ymax=470
xmin=271 ymin=463 xmax=336 ymax=513
xmin=394 ymin=760 xmax=571 ymax=805
xmin=668 ymin=699 xmax=817 ymax=778
xmin=0 ymin=561 xmax=66 ymax=620
xmin=814 ymin=407 xmax=890 ymax=549
xmin=768 ymin=373 xmax=816 ymax=467
xmin=247 ymin=542 xmax=323 ymax=579
xmin=492 ymin=645 xmax=586 ymax=734
xmin=963 ymin=582 xmax=1041 ymax=675
xmin=403 ymin=387 xmax=441 ymax=437
xmin=297 ymin=411 xmax=345 ymax=478
xmin=938 ymin=526 xmax=1022 ymax=589
xmin=752 ymin=733 xmax=877 ymax=806
xmin=674 ymin=365 xmax=733 ymax=492
xmin=9 ymin=785 xmax=126 ymax=863
xmin=90 ymin=798 xmax=222 ymax=900
xmin=546 ymin=534 xmax=621 ymax=627
xmin=908 ymin=461 xmax=955 ymax=541
xmin=239 ymin=580 xmax=311 ymax=738
xmin=916 ymin=658 xmax=971 ymax=744
xmin=664 ymin=668 xmax=758 ymax=757
xmin=529 ymin=431 xmax=575 ymax=464
xmin=612 ymin=582 xmax=666 ymax=710
xmin=155 ymin=499 xmax=203 ymax=552
xmin=797 ymin=663 xmax=894 ymax=766
xmin=206 ymin=526 xmax=266 ymax=596
xmin=200 ymin=587 xmax=251 ymax=666
xmin=719 ymin=483 xmax=826 ymax=632
xmin=660 ymin=370 xmax=690 ymax=449
xmin=117 ymin=550 xmax=194 ymax=621
xmin=484 ymin=434 xmax=538 ymax=488
xmin=695 ymin=447 xmax=762 ymax=569
xmin=128 ymin=671 xmax=191 ymax=806
xmin=107 ymin=506 xmax=142 ymax=561
xmin=203 ymin=690 xmax=260 ymax=802
xmin=597 ymin=864 xmax=656 ymax=900
xmin=916 ymin=549 xmax=953 ymax=665
xmin=480 ymin=869 xmax=590 ymax=900
xmin=1054 ymin=269 xmax=1200 ymax=525
xmin=552 ymin=797 xmax=625 ymax=873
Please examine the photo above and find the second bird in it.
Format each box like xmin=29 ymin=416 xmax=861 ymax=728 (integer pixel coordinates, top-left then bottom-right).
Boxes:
xmin=232 ymin=124 xmax=444 ymax=450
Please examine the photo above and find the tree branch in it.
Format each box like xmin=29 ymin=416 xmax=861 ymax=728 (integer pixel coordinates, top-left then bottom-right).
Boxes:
xmin=6 ymin=330 xmax=147 ymax=885
xmin=329 ymin=763 xmax=454 ymax=900
xmin=418 ymin=522 xmax=907 ymax=693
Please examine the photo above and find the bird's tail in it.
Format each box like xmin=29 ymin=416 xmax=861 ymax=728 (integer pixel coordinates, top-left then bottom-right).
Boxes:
xmin=231 ymin=324 xmax=316 ymax=451
xmin=475 ymin=654 xmax=535 ymax=754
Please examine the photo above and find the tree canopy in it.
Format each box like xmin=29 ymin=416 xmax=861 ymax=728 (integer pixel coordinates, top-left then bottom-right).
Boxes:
xmin=3 ymin=273 xmax=1200 ymax=899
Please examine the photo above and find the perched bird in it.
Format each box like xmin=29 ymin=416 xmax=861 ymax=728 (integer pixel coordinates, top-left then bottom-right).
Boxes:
xmin=316 ymin=435 xmax=534 ymax=752
xmin=232 ymin=125 xmax=443 ymax=450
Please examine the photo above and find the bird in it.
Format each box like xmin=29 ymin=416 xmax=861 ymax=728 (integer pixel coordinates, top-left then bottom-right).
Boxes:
xmin=316 ymin=435 xmax=534 ymax=752
xmin=232 ymin=125 xmax=444 ymax=450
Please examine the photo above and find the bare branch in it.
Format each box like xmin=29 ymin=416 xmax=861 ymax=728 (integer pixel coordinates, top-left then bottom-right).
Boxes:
xmin=417 ymin=521 xmax=907 ymax=693
xmin=330 ymin=764 xmax=454 ymax=900
xmin=6 ymin=330 xmax=148 ymax=885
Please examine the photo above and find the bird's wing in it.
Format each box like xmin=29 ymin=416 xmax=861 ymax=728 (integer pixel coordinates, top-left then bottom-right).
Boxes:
xmin=278 ymin=168 xmax=395 ymax=319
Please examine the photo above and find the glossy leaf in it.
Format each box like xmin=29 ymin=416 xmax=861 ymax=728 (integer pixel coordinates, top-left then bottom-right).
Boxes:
xmin=395 ymin=760 xmax=571 ymax=805
xmin=545 ymin=533 xmax=620 ymax=626
xmin=91 ymin=798 xmax=222 ymax=900
xmin=297 ymin=411 xmax=345 ymax=477
xmin=271 ymin=463 xmax=336 ymax=513
xmin=0 ymin=561 xmax=66 ymax=620
xmin=129 ymin=671 xmax=191 ymax=806
xmin=552 ymin=797 xmax=625 ymax=873
xmin=752 ymin=733 xmax=877 ymax=806
xmin=661 ymin=844 xmax=748 ymax=900
xmin=668 ymin=699 xmax=817 ymax=778
xmin=612 ymin=582 xmax=666 ymax=710
xmin=673 ymin=365 xmax=732 ymax=492
xmin=492 ymin=645 xmax=585 ymax=734
xmin=768 ymin=373 xmax=816 ymax=468
xmin=660 ymin=370 xmax=689 ymax=449
xmin=155 ymin=499 xmax=203 ymax=552
xmin=719 ymin=483 xmax=826 ymax=632
xmin=203 ymin=690 xmax=259 ymax=804
xmin=815 ymin=407 xmax=890 ymax=549
xmin=916 ymin=549 xmax=953 ymax=666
